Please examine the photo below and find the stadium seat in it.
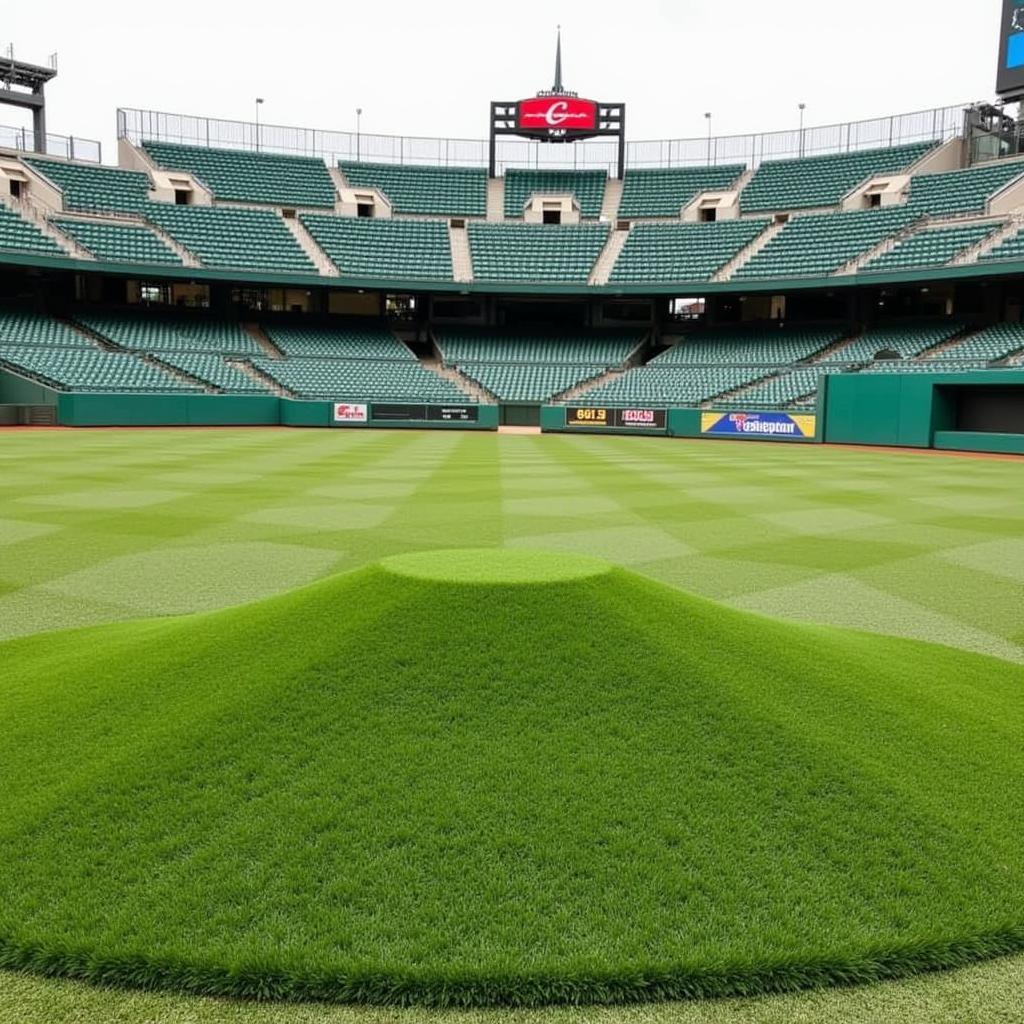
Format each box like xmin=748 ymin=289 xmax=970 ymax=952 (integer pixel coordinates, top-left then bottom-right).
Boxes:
xmin=862 ymin=223 xmax=996 ymax=272
xmin=26 ymin=158 xmax=153 ymax=214
xmin=618 ymin=166 xmax=746 ymax=219
xmin=54 ymin=219 xmax=183 ymax=265
xmin=503 ymin=169 xmax=607 ymax=218
xmin=467 ymin=223 xmax=608 ymax=283
xmin=0 ymin=204 xmax=65 ymax=256
xmin=340 ymin=161 xmax=487 ymax=217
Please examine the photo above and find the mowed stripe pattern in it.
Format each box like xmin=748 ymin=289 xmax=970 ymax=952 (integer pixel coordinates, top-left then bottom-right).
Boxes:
xmin=0 ymin=430 xmax=1021 ymax=663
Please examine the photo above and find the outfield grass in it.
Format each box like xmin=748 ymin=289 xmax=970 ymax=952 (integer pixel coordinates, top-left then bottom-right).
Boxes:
xmin=1 ymin=429 xmax=1023 ymax=1020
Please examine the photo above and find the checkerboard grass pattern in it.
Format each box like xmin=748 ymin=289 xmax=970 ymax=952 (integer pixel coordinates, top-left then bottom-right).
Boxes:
xmin=1 ymin=429 xmax=1021 ymax=661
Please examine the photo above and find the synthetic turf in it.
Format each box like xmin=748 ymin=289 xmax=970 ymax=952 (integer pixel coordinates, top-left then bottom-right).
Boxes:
xmin=1 ymin=549 xmax=1024 ymax=1004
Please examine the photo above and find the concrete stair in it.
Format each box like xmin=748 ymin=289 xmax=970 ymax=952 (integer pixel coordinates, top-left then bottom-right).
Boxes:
xmin=242 ymin=323 xmax=284 ymax=359
xmin=836 ymin=216 xmax=926 ymax=276
xmin=0 ymin=195 xmax=94 ymax=260
xmin=554 ymin=367 xmax=626 ymax=403
xmin=422 ymin=355 xmax=494 ymax=403
xmin=712 ymin=219 xmax=786 ymax=281
xmin=808 ymin=331 xmax=862 ymax=364
xmin=486 ymin=177 xmax=505 ymax=221
xmin=142 ymin=353 xmax=216 ymax=392
xmin=143 ymin=218 xmax=202 ymax=267
xmin=448 ymin=222 xmax=474 ymax=283
xmin=589 ymin=224 xmax=630 ymax=285
xmin=703 ymin=371 xmax=778 ymax=409
xmin=600 ymin=177 xmax=623 ymax=223
xmin=230 ymin=358 xmax=293 ymax=397
xmin=952 ymin=217 xmax=1023 ymax=265
xmin=282 ymin=214 xmax=339 ymax=276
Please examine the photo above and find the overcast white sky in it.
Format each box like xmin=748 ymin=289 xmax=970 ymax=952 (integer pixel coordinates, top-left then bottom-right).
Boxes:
xmin=0 ymin=0 xmax=1006 ymax=157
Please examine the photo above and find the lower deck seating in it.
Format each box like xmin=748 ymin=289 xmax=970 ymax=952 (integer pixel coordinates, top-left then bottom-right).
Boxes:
xmin=436 ymin=331 xmax=640 ymax=367
xmin=820 ymin=321 xmax=965 ymax=364
xmin=716 ymin=369 xmax=822 ymax=409
xmin=264 ymin=325 xmax=412 ymax=360
xmin=0 ymin=308 xmax=93 ymax=348
xmin=580 ymin=365 xmax=770 ymax=406
xmin=78 ymin=313 xmax=259 ymax=356
xmin=252 ymin=357 xmax=466 ymax=401
xmin=926 ymin=322 xmax=1024 ymax=363
xmin=0 ymin=345 xmax=200 ymax=392
xmin=458 ymin=363 xmax=607 ymax=402
xmin=152 ymin=353 xmax=267 ymax=392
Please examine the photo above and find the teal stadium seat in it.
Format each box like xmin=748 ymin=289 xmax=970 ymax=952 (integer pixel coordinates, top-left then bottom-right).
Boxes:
xmin=0 ymin=204 xmax=65 ymax=256
xmin=503 ymin=169 xmax=607 ymax=218
xmin=819 ymin=321 xmax=965 ymax=364
xmin=735 ymin=207 xmax=915 ymax=279
xmin=143 ymin=140 xmax=336 ymax=208
xmin=26 ymin=159 xmax=152 ymax=214
xmin=252 ymin=357 xmax=467 ymax=401
xmin=739 ymin=141 xmax=936 ymax=213
xmin=78 ymin=312 xmax=260 ymax=356
xmin=340 ymin=162 xmax=487 ymax=217
xmin=862 ymin=223 xmax=996 ymax=272
xmin=610 ymin=220 xmax=769 ymax=283
xmin=468 ymin=223 xmax=608 ymax=283
xmin=54 ymin=219 xmax=183 ymax=265
xmin=904 ymin=159 xmax=1024 ymax=217
xmin=300 ymin=216 xmax=453 ymax=281
xmin=617 ymin=165 xmax=745 ymax=219
xmin=144 ymin=204 xmax=315 ymax=273
xmin=264 ymin=324 xmax=414 ymax=360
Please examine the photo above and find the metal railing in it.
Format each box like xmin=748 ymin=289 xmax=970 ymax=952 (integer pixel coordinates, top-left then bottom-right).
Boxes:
xmin=0 ymin=124 xmax=101 ymax=163
xmin=119 ymin=103 xmax=971 ymax=174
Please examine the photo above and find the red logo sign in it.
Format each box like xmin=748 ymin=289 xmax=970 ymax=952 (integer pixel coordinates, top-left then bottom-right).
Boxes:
xmin=517 ymin=97 xmax=597 ymax=133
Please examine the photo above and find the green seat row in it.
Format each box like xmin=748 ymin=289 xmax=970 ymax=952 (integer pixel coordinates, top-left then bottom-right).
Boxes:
xmin=459 ymin=362 xmax=606 ymax=402
xmin=467 ymin=223 xmax=608 ymax=283
xmin=143 ymin=140 xmax=336 ymax=208
xmin=300 ymin=215 xmax=453 ymax=280
xmin=0 ymin=204 xmax=65 ymax=256
xmin=503 ymin=169 xmax=607 ymax=218
xmin=820 ymin=320 xmax=965 ymax=363
xmin=27 ymin=158 xmax=152 ymax=214
xmin=252 ymin=356 xmax=466 ymax=401
xmin=581 ymin=365 xmax=771 ymax=406
xmin=618 ymin=165 xmax=745 ymax=219
xmin=978 ymin=226 xmax=1024 ymax=264
xmin=735 ymin=206 xmax=914 ymax=279
xmin=340 ymin=161 xmax=487 ymax=217
xmin=905 ymin=160 xmax=1024 ymax=217
xmin=863 ymin=223 xmax=996 ymax=272
xmin=658 ymin=327 xmax=843 ymax=365
xmin=0 ymin=308 xmax=94 ymax=348
xmin=716 ymin=368 xmax=822 ymax=409
xmin=929 ymin=322 xmax=1024 ymax=362
xmin=0 ymin=344 xmax=200 ymax=392
xmin=610 ymin=220 xmax=769 ymax=283
xmin=79 ymin=312 xmax=258 ymax=356
xmin=264 ymin=324 xmax=414 ymax=360
xmin=740 ymin=141 xmax=935 ymax=213
xmin=152 ymin=352 xmax=268 ymax=392
xmin=144 ymin=203 xmax=315 ymax=273
xmin=54 ymin=219 xmax=182 ymax=265
xmin=436 ymin=331 xmax=639 ymax=367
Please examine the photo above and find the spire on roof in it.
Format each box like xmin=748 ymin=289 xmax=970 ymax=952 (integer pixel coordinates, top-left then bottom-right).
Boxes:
xmin=553 ymin=26 xmax=563 ymax=94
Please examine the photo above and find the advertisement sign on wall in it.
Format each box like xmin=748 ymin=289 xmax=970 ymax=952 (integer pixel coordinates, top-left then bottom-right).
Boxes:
xmin=701 ymin=411 xmax=817 ymax=439
xmin=566 ymin=408 xmax=666 ymax=430
xmin=333 ymin=403 xmax=368 ymax=423
xmin=371 ymin=404 xmax=480 ymax=423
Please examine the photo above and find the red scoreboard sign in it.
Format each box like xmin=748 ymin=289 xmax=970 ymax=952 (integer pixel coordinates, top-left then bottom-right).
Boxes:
xmin=517 ymin=96 xmax=598 ymax=135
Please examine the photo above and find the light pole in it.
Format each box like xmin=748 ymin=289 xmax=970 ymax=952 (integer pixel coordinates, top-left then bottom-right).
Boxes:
xmin=798 ymin=102 xmax=806 ymax=158
xmin=356 ymin=108 xmax=363 ymax=162
xmin=704 ymin=112 xmax=712 ymax=166
xmin=255 ymin=97 xmax=264 ymax=152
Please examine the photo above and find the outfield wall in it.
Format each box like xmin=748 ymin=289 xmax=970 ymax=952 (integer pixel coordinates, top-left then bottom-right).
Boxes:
xmin=823 ymin=370 xmax=1024 ymax=452
xmin=541 ymin=405 xmax=821 ymax=443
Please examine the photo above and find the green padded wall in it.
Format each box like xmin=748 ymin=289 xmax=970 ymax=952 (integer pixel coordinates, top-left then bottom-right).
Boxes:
xmin=57 ymin=394 xmax=281 ymax=427
xmin=0 ymin=370 xmax=58 ymax=405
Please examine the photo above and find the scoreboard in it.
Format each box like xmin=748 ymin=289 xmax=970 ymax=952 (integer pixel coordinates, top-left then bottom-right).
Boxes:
xmin=997 ymin=0 xmax=1024 ymax=98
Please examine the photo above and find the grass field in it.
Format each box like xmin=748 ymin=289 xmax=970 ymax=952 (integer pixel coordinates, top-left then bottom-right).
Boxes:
xmin=1 ymin=428 xmax=1023 ymax=1021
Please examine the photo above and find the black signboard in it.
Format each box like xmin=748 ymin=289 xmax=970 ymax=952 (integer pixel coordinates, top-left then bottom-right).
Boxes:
xmin=998 ymin=0 xmax=1024 ymax=98
xmin=427 ymin=406 xmax=478 ymax=422
xmin=372 ymin=404 xmax=479 ymax=423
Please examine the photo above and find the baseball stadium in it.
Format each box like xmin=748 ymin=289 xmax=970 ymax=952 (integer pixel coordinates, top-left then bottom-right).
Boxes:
xmin=1 ymin=4 xmax=1024 ymax=1023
